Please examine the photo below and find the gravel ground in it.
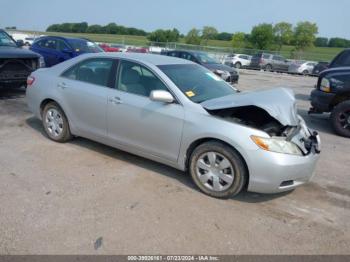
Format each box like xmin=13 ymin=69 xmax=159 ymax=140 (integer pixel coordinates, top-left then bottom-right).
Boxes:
xmin=0 ymin=70 xmax=349 ymax=255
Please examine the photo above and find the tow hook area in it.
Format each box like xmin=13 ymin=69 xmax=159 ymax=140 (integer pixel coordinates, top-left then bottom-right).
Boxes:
xmin=303 ymin=131 xmax=321 ymax=154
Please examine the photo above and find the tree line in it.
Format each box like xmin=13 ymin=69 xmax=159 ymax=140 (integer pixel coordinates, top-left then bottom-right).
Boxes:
xmin=46 ymin=22 xmax=147 ymax=36
xmin=46 ymin=22 xmax=350 ymax=50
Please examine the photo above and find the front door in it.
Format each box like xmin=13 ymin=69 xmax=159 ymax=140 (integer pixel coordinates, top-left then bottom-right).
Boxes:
xmin=106 ymin=60 xmax=184 ymax=163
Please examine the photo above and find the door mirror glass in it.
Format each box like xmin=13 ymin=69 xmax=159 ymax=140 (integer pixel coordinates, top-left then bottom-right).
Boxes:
xmin=150 ymin=90 xmax=174 ymax=103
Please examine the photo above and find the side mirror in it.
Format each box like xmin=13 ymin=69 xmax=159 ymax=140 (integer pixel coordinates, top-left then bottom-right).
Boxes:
xmin=16 ymin=40 xmax=24 ymax=47
xmin=150 ymin=90 xmax=174 ymax=103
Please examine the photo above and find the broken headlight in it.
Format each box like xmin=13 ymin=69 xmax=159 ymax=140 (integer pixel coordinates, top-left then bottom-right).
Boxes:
xmin=251 ymin=136 xmax=302 ymax=156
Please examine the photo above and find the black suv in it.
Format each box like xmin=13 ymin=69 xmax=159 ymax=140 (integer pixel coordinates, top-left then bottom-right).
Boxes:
xmin=0 ymin=29 xmax=44 ymax=88
xmin=309 ymin=49 xmax=350 ymax=137
xmin=162 ymin=50 xmax=239 ymax=84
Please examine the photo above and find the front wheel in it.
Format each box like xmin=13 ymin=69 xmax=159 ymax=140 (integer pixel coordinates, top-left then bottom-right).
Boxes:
xmin=234 ymin=62 xmax=242 ymax=69
xmin=265 ymin=64 xmax=273 ymax=72
xmin=331 ymin=101 xmax=350 ymax=137
xmin=302 ymin=70 xmax=309 ymax=76
xmin=42 ymin=102 xmax=73 ymax=142
xmin=189 ymin=141 xmax=247 ymax=198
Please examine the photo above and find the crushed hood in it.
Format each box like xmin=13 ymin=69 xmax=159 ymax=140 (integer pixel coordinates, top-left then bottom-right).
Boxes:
xmin=201 ymin=87 xmax=299 ymax=126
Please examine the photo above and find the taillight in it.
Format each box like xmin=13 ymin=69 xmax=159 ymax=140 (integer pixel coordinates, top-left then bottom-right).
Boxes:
xmin=27 ymin=76 xmax=35 ymax=86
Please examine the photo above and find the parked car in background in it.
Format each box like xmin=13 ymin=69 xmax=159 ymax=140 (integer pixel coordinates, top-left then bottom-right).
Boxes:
xmin=0 ymin=29 xmax=45 ymax=88
xmin=249 ymin=53 xmax=290 ymax=72
xmin=288 ymin=61 xmax=317 ymax=75
xmin=24 ymin=37 xmax=35 ymax=46
xmin=312 ymin=62 xmax=329 ymax=76
xmin=26 ymin=53 xmax=320 ymax=198
xmin=99 ymin=43 xmax=120 ymax=52
xmin=110 ymin=44 xmax=127 ymax=52
xmin=309 ymin=49 xmax=350 ymax=137
xmin=30 ymin=36 xmax=103 ymax=67
xmin=127 ymin=46 xmax=149 ymax=53
xmin=223 ymin=53 xmax=252 ymax=69
xmin=164 ymin=50 xmax=239 ymax=84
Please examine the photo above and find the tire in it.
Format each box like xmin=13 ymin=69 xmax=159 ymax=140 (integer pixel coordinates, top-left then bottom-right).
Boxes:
xmin=302 ymin=70 xmax=309 ymax=76
xmin=42 ymin=102 xmax=73 ymax=142
xmin=330 ymin=101 xmax=350 ymax=138
xmin=265 ymin=64 xmax=273 ymax=72
xmin=234 ymin=62 xmax=242 ymax=69
xmin=189 ymin=141 xmax=247 ymax=199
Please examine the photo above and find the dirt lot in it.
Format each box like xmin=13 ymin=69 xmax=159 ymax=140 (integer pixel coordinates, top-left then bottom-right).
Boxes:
xmin=0 ymin=70 xmax=349 ymax=255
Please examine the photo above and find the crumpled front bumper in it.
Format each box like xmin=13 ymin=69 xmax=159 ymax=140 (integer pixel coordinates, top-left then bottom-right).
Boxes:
xmin=246 ymin=122 xmax=321 ymax=194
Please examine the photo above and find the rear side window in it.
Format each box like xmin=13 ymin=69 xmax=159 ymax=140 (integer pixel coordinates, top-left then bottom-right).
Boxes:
xmin=62 ymin=58 xmax=114 ymax=87
xmin=263 ymin=54 xmax=271 ymax=59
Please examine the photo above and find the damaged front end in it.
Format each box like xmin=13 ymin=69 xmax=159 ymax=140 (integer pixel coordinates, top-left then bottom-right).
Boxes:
xmin=201 ymin=88 xmax=321 ymax=155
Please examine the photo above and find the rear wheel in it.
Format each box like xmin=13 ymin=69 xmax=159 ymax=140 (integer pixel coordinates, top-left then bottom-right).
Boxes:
xmin=331 ymin=101 xmax=350 ymax=137
xmin=42 ymin=102 xmax=73 ymax=142
xmin=189 ymin=141 xmax=247 ymax=199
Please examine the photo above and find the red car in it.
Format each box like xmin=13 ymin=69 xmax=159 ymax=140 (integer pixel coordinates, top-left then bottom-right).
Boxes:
xmin=126 ymin=47 xmax=149 ymax=53
xmin=99 ymin=43 xmax=120 ymax=52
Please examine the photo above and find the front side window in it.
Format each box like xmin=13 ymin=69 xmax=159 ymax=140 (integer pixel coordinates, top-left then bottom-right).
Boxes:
xmin=158 ymin=64 xmax=237 ymax=103
xmin=0 ymin=31 xmax=17 ymax=47
xmin=331 ymin=51 xmax=350 ymax=67
xmin=116 ymin=60 xmax=168 ymax=97
xmin=62 ymin=58 xmax=113 ymax=87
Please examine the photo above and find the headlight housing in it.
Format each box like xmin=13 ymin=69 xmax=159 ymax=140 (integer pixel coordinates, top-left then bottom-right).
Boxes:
xmin=38 ymin=56 xmax=46 ymax=68
xmin=320 ymin=78 xmax=331 ymax=92
xmin=251 ymin=136 xmax=302 ymax=156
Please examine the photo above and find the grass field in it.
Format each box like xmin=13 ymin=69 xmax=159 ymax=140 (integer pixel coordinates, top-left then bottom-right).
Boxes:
xmin=21 ymin=30 xmax=343 ymax=62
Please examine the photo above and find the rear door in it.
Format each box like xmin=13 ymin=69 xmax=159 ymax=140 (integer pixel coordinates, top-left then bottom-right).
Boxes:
xmin=59 ymin=58 xmax=115 ymax=138
xmin=106 ymin=60 xmax=185 ymax=162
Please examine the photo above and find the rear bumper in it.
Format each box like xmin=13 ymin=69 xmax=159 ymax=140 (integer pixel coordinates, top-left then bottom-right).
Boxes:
xmin=310 ymin=89 xmax=336 ymax=113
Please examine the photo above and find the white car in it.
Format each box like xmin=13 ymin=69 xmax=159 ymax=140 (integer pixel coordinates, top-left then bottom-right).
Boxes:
xmin=223 ymin=54 xmax=252 ymax=69
xmin=288 ymin=61 xmax=317 ymax=75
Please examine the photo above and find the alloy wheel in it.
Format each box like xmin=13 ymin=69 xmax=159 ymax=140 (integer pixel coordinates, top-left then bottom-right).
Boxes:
xmin=195 ymin=151 xmax=235 ymax=192
xmin=45 ymin=108 xmax=64 ymax=137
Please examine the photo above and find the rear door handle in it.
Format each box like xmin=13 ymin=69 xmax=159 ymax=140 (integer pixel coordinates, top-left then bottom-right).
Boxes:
xmin=108 ymin=96 xmax=123 ymax=105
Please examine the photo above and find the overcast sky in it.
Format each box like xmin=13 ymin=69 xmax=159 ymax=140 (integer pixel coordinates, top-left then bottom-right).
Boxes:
xmin=0 ymin=0 xmax=349 ymax=38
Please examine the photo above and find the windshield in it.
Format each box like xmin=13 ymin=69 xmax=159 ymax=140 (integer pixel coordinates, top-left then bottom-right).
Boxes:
xmin=158 ymin=64 xmax=237 ymax=103
xmin=0 ymin=31 xmax=17 ymax=47
xmin=193 ymin=52 xmax=219 ymax=64
xmin=67 ymin=39 xmax=103 ymax=53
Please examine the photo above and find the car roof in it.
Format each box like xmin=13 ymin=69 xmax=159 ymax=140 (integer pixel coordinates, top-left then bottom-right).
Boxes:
xmin=81 ymin=52 xmax=194 ymax=66
xmin=170 ymin=50 xmax=206 ymax=55
xmin=35 ymin=35 xmax=90 ymax=42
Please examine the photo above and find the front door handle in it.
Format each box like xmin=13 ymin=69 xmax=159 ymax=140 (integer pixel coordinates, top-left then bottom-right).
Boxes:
xmin=58 ymin=82 xmax=68 ymax=89
xmin=108 ymin=96 xmax=123 ymax=105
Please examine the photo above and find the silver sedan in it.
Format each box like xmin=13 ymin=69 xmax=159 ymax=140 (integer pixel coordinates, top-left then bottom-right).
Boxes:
xmin=26 ymin=53 xmax=321 ymax=198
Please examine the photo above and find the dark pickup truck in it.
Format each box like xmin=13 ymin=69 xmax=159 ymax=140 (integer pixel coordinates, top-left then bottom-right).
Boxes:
xmin=0 ymin=29 xmax=44 ymax=88
xmin=309 ymin=49 xmax=350 ymax=137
